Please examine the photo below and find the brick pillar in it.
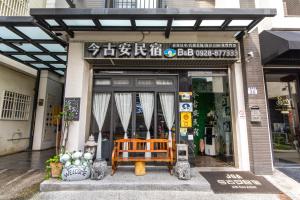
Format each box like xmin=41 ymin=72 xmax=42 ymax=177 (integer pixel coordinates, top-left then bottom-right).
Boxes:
xmin=240 ymin=30 xmax=273 ymax=175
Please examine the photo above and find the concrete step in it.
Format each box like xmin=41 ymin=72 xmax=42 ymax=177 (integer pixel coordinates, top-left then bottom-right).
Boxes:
xmin=38 ymin=190 xmax=281 ymax=200
xmin=41 ymin=167 xmax=210 ymax=192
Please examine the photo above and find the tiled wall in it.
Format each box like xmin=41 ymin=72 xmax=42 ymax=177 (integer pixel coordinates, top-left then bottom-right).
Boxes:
xmin=240 ymin=30 xmax=273 ymax=175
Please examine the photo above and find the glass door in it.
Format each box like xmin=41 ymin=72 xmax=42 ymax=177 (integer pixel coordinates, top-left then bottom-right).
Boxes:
xmin=266 ymin=73 xmax=300 ymax=166
xmin=192 ymin=73 xmax=234 ymax=167
xmin=91 ymin=74 xmax=178 ymax=162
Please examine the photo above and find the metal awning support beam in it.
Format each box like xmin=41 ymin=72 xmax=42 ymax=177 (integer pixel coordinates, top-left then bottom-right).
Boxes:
xmin=65 ymin=0 xmax=76 ymax=8
xmin=165 ymin=19 xmax=173 ymax=39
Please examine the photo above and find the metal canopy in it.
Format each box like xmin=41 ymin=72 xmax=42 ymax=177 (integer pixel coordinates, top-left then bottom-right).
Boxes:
xmin=31 ymin=8 xmax=276 ymax=38
xmin=0 ymin=8 xmax=276 ymax=75
xmin=0 ymin=16 xmax=67 ymax=75
xmin=260 ymin=31 xmax=300 ymax=65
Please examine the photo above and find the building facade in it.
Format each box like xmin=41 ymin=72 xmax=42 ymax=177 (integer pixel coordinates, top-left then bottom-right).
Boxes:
xmin=3 ymin=0 xmax=299 ymax=176
xmin=0 ymin=0 xmax=65 ymax=156
xmin=37 ymin=0 xmax=275 ymax=174
xmin=257 ymin=0 xmax=300 ymax=168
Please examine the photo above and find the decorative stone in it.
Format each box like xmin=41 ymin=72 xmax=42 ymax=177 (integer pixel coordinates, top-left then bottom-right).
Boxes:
xmin=91 ymin=159 xmax=107 ymax=180
xmin=174 ymin=161 xmax=191 ymax=180
xmin=62 ymin=165 xmax=91 ymax=181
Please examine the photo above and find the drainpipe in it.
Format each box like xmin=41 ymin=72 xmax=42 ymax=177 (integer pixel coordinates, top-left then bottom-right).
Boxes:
xmin=28 ymin=70 xmax=41 ymax=151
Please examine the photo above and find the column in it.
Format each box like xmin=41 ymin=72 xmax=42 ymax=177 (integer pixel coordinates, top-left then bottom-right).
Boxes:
xmin=230 ymin=63 xmax=250 ymax=171
xmin=32 ymin=70 xmax=48 ymax=150
xmin=64 ymin=42 xmax=92 ymax=152
xmin=241 ymin=30 xmax=273 ymax=175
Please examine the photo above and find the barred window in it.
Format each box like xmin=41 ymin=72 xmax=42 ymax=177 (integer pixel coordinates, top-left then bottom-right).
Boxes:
xmin=0 ymin=90 xmax=31 ymax=120
xmin=113 ymin=0 xmax=158 ymax=8
xmin=0 ymin=0 xmax=29 ymax=16
xmin=283 ymin=0 xmax=300 ymax=16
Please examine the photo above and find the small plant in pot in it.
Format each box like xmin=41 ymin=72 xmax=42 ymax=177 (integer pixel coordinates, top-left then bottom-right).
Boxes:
xmin=45 ymin=155 xmax=63 ymax=179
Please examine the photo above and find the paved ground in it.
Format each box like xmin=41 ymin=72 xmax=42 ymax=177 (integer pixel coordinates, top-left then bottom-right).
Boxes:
xmin=0 ymin=149 xmax=55 ymax=200
xmin=277 ymin=167 xmax=300 ymax=183
xmin=37 ymin=167 xmax=294 ymax=200
xmin=0 ymin=150 xmax=298 ymax=200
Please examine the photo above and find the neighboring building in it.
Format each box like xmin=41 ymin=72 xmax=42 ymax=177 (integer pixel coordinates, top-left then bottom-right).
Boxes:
xmin=4 ymin=0 xmax=298 ymax=176
xmin=257 ymin=0 xmax=300 ymax=169
xmin=0 ymin=0 xmax=66 ymax=156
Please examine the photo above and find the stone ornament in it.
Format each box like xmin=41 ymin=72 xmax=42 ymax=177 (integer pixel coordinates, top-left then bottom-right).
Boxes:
xmin=91 ymin=159 xmax=107 ymax=180
xmin=62 ymin=165 xmax=91 ymax=181
xmin=174 ymin=161 xmax=191 ymax=180
xmin=60 ymin=151 xmax=93 ymax=181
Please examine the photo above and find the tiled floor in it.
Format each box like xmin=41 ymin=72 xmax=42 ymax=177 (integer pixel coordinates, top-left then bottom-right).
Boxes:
xmin=0 ymin=149 xmax=55 ymax=170
xmin=194 ymin=155 xmax=234 ymax=167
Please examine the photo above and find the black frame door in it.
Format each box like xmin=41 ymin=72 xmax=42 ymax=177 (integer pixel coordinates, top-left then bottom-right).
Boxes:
xmin=92 ymin=74 xmax=179 ymax=162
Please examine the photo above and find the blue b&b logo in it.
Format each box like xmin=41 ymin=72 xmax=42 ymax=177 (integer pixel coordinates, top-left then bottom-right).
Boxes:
xmin=164 ymin=48 xmax=176 ymax=58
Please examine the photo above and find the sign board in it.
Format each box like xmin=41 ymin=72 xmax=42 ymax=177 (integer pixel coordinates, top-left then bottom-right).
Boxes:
xmin=248 ymin=87 xmax=258 ymax=95
xmin=84 ymin=42 xmax=239 ymax=60
xmin=64 ymin=98 xmax=80 ymax=121
xmin=179 ymin=102 xmax=193 ymax=112
xmin=179 ymin=92 xmax=192 ymax=101
xmin=250 ymin=106 xmax=261 ymax=122
xmin=180 ymin=112 xmax=192 ymax=128
xmin=200 ymin=171 xmax=280 ymax=194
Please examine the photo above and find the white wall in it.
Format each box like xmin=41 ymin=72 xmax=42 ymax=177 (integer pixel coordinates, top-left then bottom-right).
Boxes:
xmin=46 ymin=0 xmax=69 ymax=8
xmin=32 ymin=71 xmax=63 ymax=150
xmin=215 ymin=0 xmax=240 ymax=8
xmin=29 ymin=0 xmax=47 ymax=8
xmin=0 ymin=65 xmax=35 ymax=156
xmin=256 ymin=0 xmax=300 ymax=32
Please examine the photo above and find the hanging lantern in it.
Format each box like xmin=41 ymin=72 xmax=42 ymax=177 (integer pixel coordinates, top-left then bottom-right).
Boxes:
xmin=84 ymin=135 xmax=97 ymax=159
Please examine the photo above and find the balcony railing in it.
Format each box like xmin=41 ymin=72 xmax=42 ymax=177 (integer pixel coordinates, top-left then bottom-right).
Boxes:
xmin=106 ymin=0 xmax=162 ymax=8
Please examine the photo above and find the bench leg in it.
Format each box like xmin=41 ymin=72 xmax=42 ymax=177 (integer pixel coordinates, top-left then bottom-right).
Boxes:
xmin=168 ymin=164 xmax=173 ymax=175
xmin=111 ymin=161 xmax=117 ymax=176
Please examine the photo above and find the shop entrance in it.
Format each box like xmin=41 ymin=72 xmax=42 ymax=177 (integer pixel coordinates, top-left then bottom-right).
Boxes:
xmin=191 ymin=72 xmax=234 ymax=167
xmin=91 ymin=73 xmax=178 ymax=162
xmin=266 ymin=73 xmax=300 ymax=167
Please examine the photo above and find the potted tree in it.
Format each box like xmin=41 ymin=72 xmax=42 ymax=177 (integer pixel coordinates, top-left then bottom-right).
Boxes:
xmin=60 ymin=103 xmax=75 ymax=154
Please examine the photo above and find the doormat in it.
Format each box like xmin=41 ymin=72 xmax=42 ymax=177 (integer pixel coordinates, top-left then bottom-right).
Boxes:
xmin=200 ymin=171 xmax=281 ymax=194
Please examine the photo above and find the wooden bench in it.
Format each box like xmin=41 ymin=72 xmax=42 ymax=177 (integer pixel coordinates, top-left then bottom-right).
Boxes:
xmin=111 ymin=138 xmax=174 ymax=175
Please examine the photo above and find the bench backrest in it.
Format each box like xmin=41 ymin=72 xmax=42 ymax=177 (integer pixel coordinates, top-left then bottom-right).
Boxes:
xmin=114 ymin=139 xmax=170 ymax=155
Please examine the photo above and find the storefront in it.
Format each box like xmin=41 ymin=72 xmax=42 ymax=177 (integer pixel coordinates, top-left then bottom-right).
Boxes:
xmin=260 ymin=31 xmax=300 ymax=167
xmin=0 ymin=7 xmax=277 ymax=174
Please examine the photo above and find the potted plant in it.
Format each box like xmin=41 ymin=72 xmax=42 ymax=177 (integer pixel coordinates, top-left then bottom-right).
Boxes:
xmin=45 ymin=155 xmax=63 ymax=179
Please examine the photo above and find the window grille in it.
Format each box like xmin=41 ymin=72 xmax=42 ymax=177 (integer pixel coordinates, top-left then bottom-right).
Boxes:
xmin=0 ymin=0 xmax=29 ymax=16
xmin=283 ymin=0 xmax=300 ymax=16
xmin=113 ymin=0 xmax=159 ymax=8
xmin=0 ymin=90 xmax=31 ymax=120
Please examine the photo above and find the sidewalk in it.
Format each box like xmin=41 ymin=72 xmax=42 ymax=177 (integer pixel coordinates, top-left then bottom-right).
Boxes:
xmin=36 ymin=167 xmax=294 ymax=200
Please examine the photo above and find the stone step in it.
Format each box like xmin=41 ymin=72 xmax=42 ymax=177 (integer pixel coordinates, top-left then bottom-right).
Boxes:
xmin=41 ymin=167 xmax=210 ymax=192
xmin=38 ymin=190 xmax=281 ymax=200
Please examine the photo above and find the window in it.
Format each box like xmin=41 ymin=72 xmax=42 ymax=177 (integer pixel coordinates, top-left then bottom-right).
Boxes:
xmin=112 ymin=0 xmax=159 ymax=8
xmin=0 ymin=90 xmax=31 ymax=120
xmin=283 ymin=0 xmax=300 ymax=16
xmin=0 ymin=0 xmax=29 ymax=16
